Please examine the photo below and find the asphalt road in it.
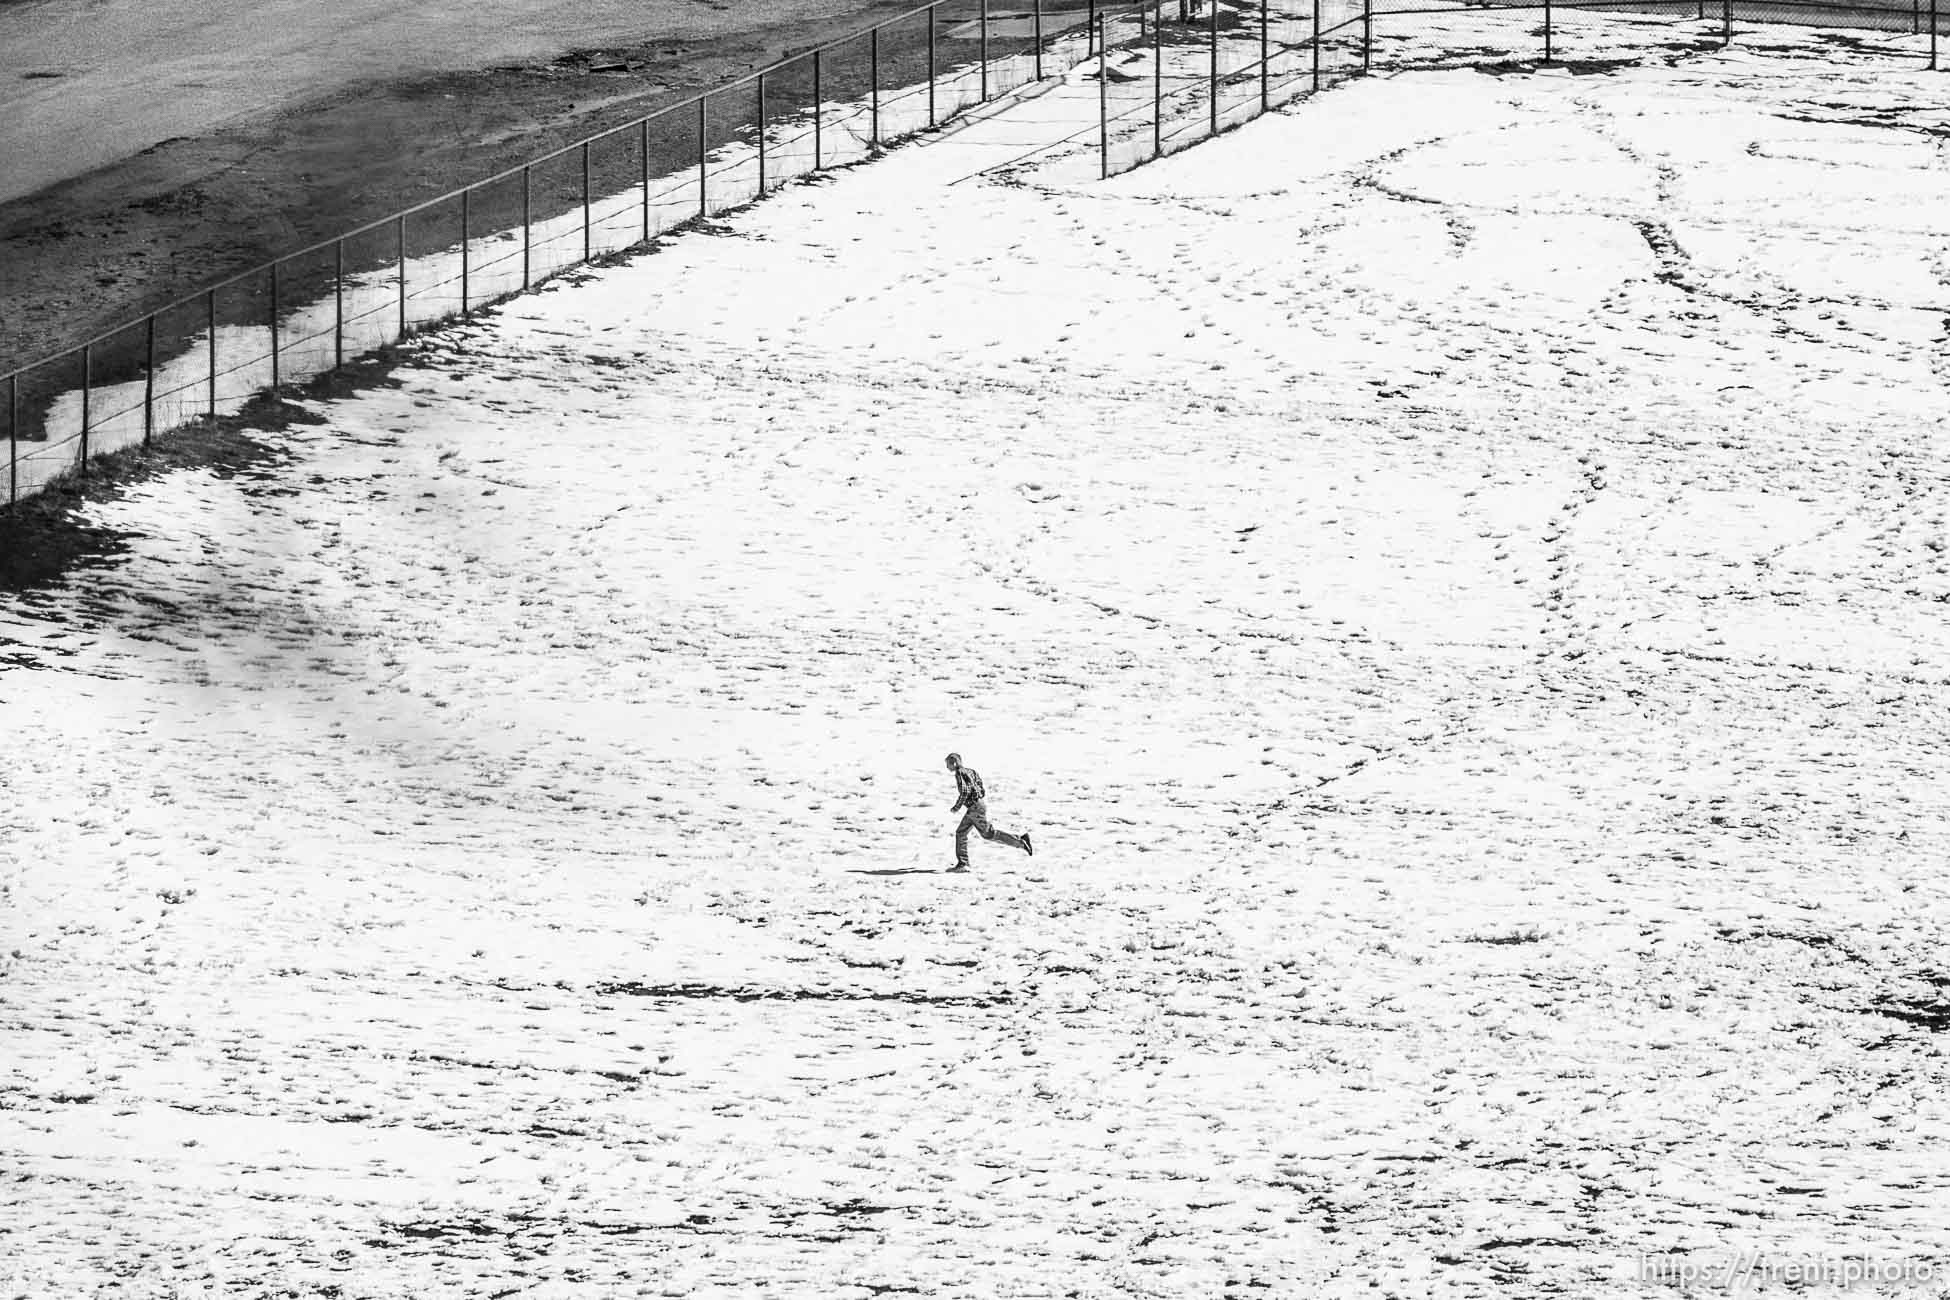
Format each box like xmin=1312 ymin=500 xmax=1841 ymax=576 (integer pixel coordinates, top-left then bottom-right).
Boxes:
xmin=0 ymin=0 xmax=890 ymax=205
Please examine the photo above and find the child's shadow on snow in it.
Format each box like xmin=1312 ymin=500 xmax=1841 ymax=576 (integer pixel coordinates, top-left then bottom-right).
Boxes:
xmin=851 ymin=867 xmax=944 ymax=876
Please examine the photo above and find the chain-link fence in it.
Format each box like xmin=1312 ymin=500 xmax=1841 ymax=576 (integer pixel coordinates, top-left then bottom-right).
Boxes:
xmin=5 ymin=0 xmax=1939 ymax=509
xmin=0 ymin=0 xmax=1129 ymax=510
xmin=1096 ymin=0 xmax=1940 ymax=180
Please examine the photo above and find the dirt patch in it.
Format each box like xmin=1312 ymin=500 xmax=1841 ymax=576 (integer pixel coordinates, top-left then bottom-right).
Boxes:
xmin=0 ymin=1 xmax=911 ymax=381
xmin=593 ymin=980 xmax=1012 ymax=1007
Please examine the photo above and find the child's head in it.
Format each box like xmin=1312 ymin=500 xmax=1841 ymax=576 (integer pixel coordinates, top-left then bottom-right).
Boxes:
xmin=945 ymin=753 xmax=962 ymax=772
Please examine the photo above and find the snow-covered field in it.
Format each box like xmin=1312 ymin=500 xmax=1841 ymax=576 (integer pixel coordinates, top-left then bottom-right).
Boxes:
xmin=5 ymin=19 xmax=1950 ymax=1298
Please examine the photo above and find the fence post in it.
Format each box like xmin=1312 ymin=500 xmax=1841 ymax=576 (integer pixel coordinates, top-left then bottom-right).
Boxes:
xmin=461 ymin=189 xmax=471 ymax=314
xmin=1210 ymin=0 xmax=1219 ymax=137
xmin=641 ymin=120 xmax=652 ymax=242
xmin=758 ymin=73 xmax=769 ymax=192
xmin=1262 ymin=0 xmax=1271 ymax=112
xmin=1545 ymin=0 xmax=1554 ymax=61
xmin=815 ymin=50 xmax=824 ymax=169
xmin=698 ymin=98 xmax=709 ymax=217
xmin=583 ymin=140 xmax=594 ymax=260
xmin=1313 ymin=0 xmax=1321 ymax=90
xmin=334 ymin=239 xmax=345 ymax=372
xmin=1932 ymin=0 xmax=1939 ymax=69
xmin=929 ymin=6 xmax=938 ymax=125
xmin=397 ymin=215 xmax=407 ymax=337
xmin=80 ymin=344 xmax=90 ymax=472
xmin=1100 ymin=13 xmax=1111 ymax=179
xmin=1035 ymin=0 xmax=1044 ymax=81
xmin=1363 ymin=0 xmax=1373 ymax=72
xmin=208 ymin=289 xmax=217 ymax=419
xmin=981 ymin=0 xmax=990 ymax=102
xmin=1722 ymin=0 xmax=1731 ymax=45
xmin=269 ymin=261 xmax=280 ymax=390
xmin=143 ymin=315 xmax=155 ymax=447
xmin=872 ymin=26 xmax=882 ymax=148
xmin=1154 ymin=0 xmax=1164 ymax=159
xmin=7 ymin=373 xmax=14 ymax=506
xmin=522 ymin=166 xmax=533 ymax=288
